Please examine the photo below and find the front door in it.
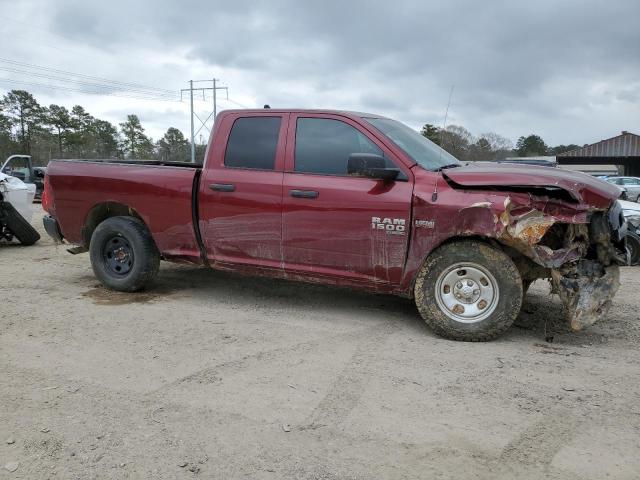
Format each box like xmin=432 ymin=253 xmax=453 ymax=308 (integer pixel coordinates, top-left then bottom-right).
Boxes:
xmin=282 ymin=114 xmax=413 ymax=286
xmin=199 ymin=113 xmax=288 ymax=269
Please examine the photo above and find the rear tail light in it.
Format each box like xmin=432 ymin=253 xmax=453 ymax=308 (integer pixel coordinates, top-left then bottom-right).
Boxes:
xmin=42 ymin=175 xmax=53 ymax=213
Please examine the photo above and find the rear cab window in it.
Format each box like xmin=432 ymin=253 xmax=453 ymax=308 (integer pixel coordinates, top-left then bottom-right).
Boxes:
xmin=224 ymin=117 xmax=282 ymax=170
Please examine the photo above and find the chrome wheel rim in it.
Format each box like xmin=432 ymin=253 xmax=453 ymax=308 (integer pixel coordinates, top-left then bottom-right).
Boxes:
xmin=435 ymin=262 xmax=499 ymax=323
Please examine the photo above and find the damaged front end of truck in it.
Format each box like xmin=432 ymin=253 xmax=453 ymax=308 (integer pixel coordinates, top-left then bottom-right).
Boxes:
xmin=439 ymin=167 xmax=628 ymax=331
xmin=495 ymin=195 xmax=625 ymax=330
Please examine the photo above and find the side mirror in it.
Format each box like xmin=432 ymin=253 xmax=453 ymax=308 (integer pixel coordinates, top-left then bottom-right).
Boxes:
xmin=347 ymin=153 xmax=399 ymax=181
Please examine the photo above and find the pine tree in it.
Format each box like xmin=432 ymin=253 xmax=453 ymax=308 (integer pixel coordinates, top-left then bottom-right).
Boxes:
xmin=119 ymin=114 xmax=153 ymax=158
xmin=1 ymin=90 xmax=44 ymax=154
xmin=47 ymin=104 xmax=73 ymax=157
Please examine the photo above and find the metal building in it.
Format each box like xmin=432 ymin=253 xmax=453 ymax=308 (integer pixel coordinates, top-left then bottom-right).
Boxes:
xmin=557 ymin=131 xmax=640 ymax=176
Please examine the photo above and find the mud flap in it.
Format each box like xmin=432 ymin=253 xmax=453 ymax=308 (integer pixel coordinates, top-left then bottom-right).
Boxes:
xmin=552 ymin=265 xmax=620 ymax=331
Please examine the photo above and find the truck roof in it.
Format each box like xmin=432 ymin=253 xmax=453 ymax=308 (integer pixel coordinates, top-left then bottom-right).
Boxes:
xmin=219 ymin=108 xmax=384 ymax=119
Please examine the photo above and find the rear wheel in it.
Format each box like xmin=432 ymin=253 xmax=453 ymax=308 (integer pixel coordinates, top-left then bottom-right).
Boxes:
xmin=0 ymin=201 xmax=40 ymax=245
xmin=89 ymin=216 xmax=160 ymax=292
xmin=414 ymin=240 xmax=523 ymax=341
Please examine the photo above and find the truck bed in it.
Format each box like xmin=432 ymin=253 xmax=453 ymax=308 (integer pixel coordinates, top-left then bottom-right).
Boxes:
xmin=57 ymin=158 xmax=203 ymax=168
xmin=46 ymin=159 xmax=204 ymax=264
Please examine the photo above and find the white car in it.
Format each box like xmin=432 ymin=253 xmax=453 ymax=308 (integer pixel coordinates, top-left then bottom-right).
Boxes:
xmin=0 ymin=172 xmax=40 ymax=245
xmin=620 ymin=199 xmax=640 ymax=265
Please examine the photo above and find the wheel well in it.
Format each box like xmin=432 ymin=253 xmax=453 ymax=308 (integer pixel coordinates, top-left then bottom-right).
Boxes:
xmin=405 ymin=235 xmax=493 ymax=297
xmin=407 ymin=234 xmax=543 ymax=297
xmin=82 ymin=202 xmax=145 ymax=247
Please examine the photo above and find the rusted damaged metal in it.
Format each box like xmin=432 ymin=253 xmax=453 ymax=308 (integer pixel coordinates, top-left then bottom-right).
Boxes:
xmin=552 ymin=263 xmax=620 ymax=331
xmin=494 ymin=196 xmax=586 ymax=269
xmin=490 ymin=194 xmax=623 ymax=330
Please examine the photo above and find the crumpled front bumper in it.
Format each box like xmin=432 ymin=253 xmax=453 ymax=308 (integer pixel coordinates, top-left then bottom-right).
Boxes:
xmin=551 ymin=201 xmax=627 ymax=331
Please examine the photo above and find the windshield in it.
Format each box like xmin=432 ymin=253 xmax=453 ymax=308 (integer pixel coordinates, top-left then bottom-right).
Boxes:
xmin=364 ymin=117 xmax=460 ymax=171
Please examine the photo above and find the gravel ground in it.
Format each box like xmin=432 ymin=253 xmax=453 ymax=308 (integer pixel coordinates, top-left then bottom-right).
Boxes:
xmin=1 ymin=207 xmax=639 ymax=479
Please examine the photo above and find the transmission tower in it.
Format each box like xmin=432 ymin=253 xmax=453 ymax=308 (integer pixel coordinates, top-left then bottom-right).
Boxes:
xmin=181 ymin=79 xmax=229 ymax=163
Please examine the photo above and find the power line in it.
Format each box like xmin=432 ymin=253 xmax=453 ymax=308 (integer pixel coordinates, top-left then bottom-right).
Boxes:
xmin=0 ymin=57 xmax=177 ymax=95
xmin=0 ymin=78 xmax=180 ymax=102
xmin=225 ymin=97 xmax=251 ymax=108
xmin=0 ymin=66 xmax=179 ymax=99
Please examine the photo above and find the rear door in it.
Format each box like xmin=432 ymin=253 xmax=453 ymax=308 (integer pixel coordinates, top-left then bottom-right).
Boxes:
xmin=199 ymin=113 xmax=288 ymax=268
xmin=282 ymin=113 xmax=413 ymax=287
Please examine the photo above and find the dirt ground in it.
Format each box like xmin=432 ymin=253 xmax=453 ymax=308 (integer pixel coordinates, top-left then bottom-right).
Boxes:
xmin=1 ymin=206 xmax=640 ymax=479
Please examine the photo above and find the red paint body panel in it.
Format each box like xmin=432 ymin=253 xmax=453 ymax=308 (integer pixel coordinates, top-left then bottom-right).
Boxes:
xmin=44 ymin=109 xmax=621 ymax=298
xmin=198 ymin=111 xmax=289 ymax=269
xmin=46 ymin=161 xmax=202 ymax=263
xmin=281 ymin=112 xmax=413 ymax=289
xmin=443 ymin=163 xmax=620 ymax=209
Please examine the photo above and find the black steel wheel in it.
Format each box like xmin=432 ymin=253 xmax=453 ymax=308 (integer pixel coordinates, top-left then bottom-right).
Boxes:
xmin=89 ymin=216 xmax=159 ymax=292
xmin=102 ymin=234 xmax=135 ymax=275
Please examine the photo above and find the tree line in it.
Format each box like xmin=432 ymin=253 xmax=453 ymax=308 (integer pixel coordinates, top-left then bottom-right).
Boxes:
xmin=1 ymin=89 xmax=583 ymax=167
xmin=0 ymin=89 xmax=201 ymax=165
xmin=421 ymin=124 xmax=581 ymax=161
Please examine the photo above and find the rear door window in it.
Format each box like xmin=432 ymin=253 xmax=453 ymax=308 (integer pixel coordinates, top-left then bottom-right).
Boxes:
xmin=224 ymin=117 xmax=282 ymax=170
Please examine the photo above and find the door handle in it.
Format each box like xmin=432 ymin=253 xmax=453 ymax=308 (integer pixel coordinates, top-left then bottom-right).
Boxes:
xmin=290 ymin=189 xmax=319 ymax=199
xmin=209 ymin=183 xmax=236 ymax=192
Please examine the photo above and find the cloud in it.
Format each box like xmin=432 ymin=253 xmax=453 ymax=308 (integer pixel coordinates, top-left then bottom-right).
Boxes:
xmin=1 ymin=0 xmax=638 ymax=145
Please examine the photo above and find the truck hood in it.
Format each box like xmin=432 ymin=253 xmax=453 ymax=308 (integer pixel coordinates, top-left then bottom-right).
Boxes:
xmin=441 ymin=163 xmax=621 ymax=209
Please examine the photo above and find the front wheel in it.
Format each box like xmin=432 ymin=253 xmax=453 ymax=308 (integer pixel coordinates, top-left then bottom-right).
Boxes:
xmin=89 ymin=216 xmax=160 ymax=292
xmin=414 ymin=240 xmax=523 ymax=341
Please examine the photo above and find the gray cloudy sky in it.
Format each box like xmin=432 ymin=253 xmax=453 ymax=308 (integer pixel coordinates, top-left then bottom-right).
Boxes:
xmin=1 ymin=0 xmax=638 ymax=146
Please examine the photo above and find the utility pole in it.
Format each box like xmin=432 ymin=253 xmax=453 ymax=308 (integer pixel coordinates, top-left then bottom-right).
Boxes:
xmin=189 ymin=80 xmax=195 ymax=163
xmin=213 ymin=78 xmax=217 ymax=122
xmin=181 ymin=79 xmax=229 ymax=163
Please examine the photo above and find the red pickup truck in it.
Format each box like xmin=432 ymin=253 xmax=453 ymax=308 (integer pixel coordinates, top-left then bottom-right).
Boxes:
xmin=42 ymin=109 xmax=626 ymax=341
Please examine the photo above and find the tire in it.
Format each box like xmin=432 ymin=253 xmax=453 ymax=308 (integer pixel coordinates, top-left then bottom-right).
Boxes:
xmin=414 ymin=240 xmax=523 ymax=341
xmin=626 ymin=231 xmax=640 ymax=266
xmin=89 ymin=216 xmax=160 ymax=292
xmin=0 ymin=201 xmax=40 ymax=245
